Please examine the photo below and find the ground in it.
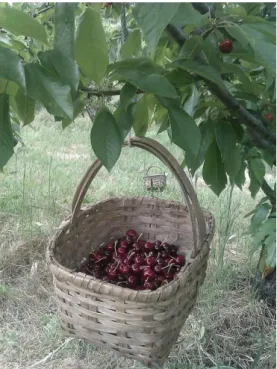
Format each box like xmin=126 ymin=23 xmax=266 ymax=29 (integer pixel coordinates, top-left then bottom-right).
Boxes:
xmin=0 ymin=110 xmax=275 ymax=369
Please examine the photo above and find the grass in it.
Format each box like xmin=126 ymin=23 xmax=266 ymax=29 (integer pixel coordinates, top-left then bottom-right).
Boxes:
xmin=0 ymin=109 xmax=275 ymax=369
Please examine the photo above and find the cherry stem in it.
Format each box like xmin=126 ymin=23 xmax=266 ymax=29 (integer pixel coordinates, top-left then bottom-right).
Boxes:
xmin=114 ymin=240 xmax=118 ymax=256
xmin=128 ymin=251 xmax=135 ymax=260
xmin=161 ymin=235 xmax=169 ymax=246
xmin=95 ymin=257 xmax=106 ymax=264
xmin=112 ymin=261 xmax=120 ymax=272
xmin=137 ymin=233 xmax=143 ymax=241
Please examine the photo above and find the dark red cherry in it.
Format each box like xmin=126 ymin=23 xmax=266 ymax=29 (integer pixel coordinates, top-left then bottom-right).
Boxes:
xmin=156 ymin=258 xmax=166 ymax=267
xmin=143 ymin=268 xmax=155 ymax=281
xmin=154 ymin=240 xmax=162 ymax=247
xmin=106 ymin=243 xmax=114 ymax=251
xmin=133 ymin=242 xmax=143 ymax=253
xmin=176 ymin=255 xmax=185 ymax=266
xmin=126 ymin=229 xmax=137 ymax=238
xmin=153 ymin=265 xmax=163 ymax=274
xmin=107 ymin=268 xmax=118 ymax=280
xmin=146 ymin=256 xmax=156 ymax=267
xmin=219 ymin=39 xmax=233 ymax=53
xmin=127 ymin=275 xmax=138 ymax=288
xmin=122 ymin=257 xmax=131 ymax=265
xmin=119 ymin=264 xmax=131 ymax=275
xmin=131 ymin=263 xmax=141 ymax=275
xmin=170 ymin=245 xmax=178 ymax=256
xmin=160 ymin=251 xmax=168 ymax=259
xmin=120 ymin=240 xmax=129 ymax=249
xmin=144 ymin=242 xmax=153 ymax=252
xmin=134 ymin=255 xmax=144 ymax=265
xmin=118 ymin=247 xmax=127 ymax=256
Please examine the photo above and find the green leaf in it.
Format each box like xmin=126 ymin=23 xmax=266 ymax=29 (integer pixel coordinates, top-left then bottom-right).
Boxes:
xmin=38 ymin=50 xmax=79 ymax=100
xmin=179 ymin=36 xmax=203 ymax=60
xmin=230 ymin=120 xmax=245 ymax=142
xmin=248 ymin=203 xmax=271 ymax=233
xmin=25 ymin=63 xmax=73 ymax=120
xmin=252 ymin=218 xmax=276 ymax=251
xmin=171 ymin=3 xmax=207 ymax=28
xmin=221 ymin=63 xmax=252 ymax=90
xmin=0 ymin=7 xmax=48 ymax=44
xmin=224 ymin=144 xmax=242 ymax=179
xmin=114 ymin=103 xmax=134 ymax=143
xmin=248 ymin=166 xmax=260 ymax=198
xmin=185 ymin=119 xmax=215 ymax=175
xmin=249 ymin=158 xmax=266 ymax=184
xmin=203 ymin=140 xmax=227 ymax=196
xmin=0 ymin=93 xmax=13 ymax=169
xmin=173 ymin=59 xmax=226 ymax=89
xmin=62 ymin=97 xmax=85 ymax=129
xmin=225 ymin=24 xmax=249 ymax=49
xmin=5 ymin=81 xmax=19 ymax=97
xmin=12 ymin=88 xmax=35 ymax=126
xmin=242 ymin=17 xmax=276 ymax=43
xmin=54 ymin=3 xmax=75 ymax=59
xmin=133 ymin=3 xmax=180 ymax=55
xmin=108 ymin=58 xmax=163 ymax=81
xmin=90 ymin=109 xmax=121 ymax=171
xmin=120 ymin=83 xmax=137 ymax=109
xmin=109 ymin=60 xmax=178 ymax=98
xmin=215 ymin=121 xmax=237 ymax=161
xmin=0 ymin=45 xmax=26 ymax=91
xmin=120 ymin=29 xmax=141 ymax=59
xmin=234 ymin=161 xmax=246 ymax=190
xmin=241 ymin=25 xmax=276 ymax=74
xmin=183 ymin=85 xmax=200 ymax=117
xmin=201 ymin=32 xmax=222 ymax=71
xmin=139 ymin=74 xmax=178 ymax=98
xmin=229 ymin=5 xmax=247 ymax=17
xmin=157 ymin=110 xmax=170 ymax=134
xmin=75 ymin=8 xmax=108 ymax=84
xmin=133 ymin=95 xmax=149 ymax=137
xmin=168 ymin=104 xmax=201 ymax=158
xmin=265 ymin=233 xmax=276 ymax=268
xmin=165 ymin=69 xmax=195 ymax=87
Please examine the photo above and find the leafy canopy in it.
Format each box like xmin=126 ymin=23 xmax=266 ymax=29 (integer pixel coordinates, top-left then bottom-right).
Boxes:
xmin=0 ymin=2 xmax=275 ymax=267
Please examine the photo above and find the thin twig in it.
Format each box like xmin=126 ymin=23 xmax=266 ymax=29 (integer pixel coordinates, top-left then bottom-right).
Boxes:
xmin=29 ymin=338 xmax=73 ymax=368
xmin=81 ymin=87 xmax=144 ymax=97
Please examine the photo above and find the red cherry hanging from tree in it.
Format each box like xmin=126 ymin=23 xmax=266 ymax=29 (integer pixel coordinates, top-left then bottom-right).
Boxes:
xmin=219 ymin=39 xmax=233 ymax=53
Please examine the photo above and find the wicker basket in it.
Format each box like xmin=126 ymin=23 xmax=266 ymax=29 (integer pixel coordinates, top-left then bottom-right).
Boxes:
xmin=144 ymin=166 xmax=167 ymax=191
xmin=47 ymin=137 xmax=215 ymax=368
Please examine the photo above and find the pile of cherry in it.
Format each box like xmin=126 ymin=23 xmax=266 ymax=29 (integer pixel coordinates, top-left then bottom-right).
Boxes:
xmin=78 ymin=229 xmax=185 ymax=291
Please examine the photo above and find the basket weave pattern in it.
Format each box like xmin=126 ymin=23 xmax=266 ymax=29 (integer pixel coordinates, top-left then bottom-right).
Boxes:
xmin=47 ymin=137 xmax=215 ymax=367
xmin=144 ymin=166 xmax=167 ymax=190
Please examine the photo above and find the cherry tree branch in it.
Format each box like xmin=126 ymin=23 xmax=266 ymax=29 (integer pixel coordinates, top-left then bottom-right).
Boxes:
xmin=33 ymin=5 xmax=54 ymax=17
xmin=166 ymin=24 xmax=276 ymax=155
xmin=81 ymin=87 xmax=143 ymax=97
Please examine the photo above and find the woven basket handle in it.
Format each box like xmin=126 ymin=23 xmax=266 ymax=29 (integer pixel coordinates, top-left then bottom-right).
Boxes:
xmin=145 ymin=165 xmax=165 ymax=176
xmin=71 ymin=136 xmax=206 ymax=256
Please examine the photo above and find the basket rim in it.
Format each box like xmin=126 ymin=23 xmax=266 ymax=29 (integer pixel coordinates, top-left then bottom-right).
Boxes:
xmin=47 ymin=196 xmax=215 ymax=302
xmin=144 ymin=174 xmax=167 ymax=179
